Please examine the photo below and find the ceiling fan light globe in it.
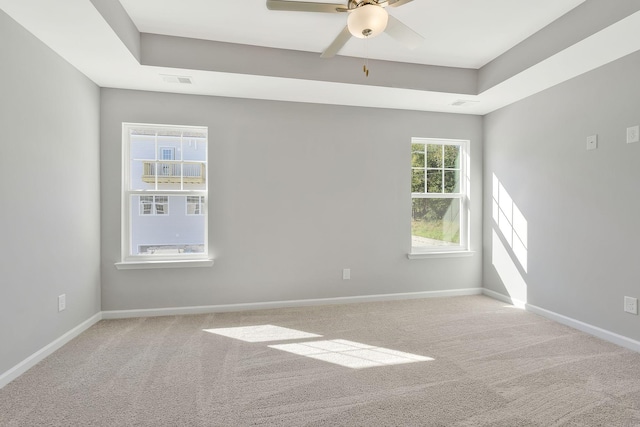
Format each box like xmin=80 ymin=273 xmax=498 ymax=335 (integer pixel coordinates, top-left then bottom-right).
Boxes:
xmin=347 ymin=4 xmax=388 ymax=39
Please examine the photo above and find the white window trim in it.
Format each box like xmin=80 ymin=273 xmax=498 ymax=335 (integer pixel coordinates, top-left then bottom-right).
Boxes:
xmin=115 ymin=259 xmax=214 ymax=270
xmin=409 ymin=137 xmax=470 ymax=257
xmin=120 ymin=123 xmax=212 ymax=267
xmin=407 ymin=251 xmax=475 ymax=260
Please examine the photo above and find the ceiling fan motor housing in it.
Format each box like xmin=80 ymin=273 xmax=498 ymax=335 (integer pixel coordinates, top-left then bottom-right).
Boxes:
xmin=347 ymin=3 xmax=389 ymax=38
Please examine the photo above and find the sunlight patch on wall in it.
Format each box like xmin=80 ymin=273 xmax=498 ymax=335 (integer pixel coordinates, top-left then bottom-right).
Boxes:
xmin=492 ymin=174 xmax=528 ymax=272
xmin=270 ymin=339 xmax=433 ymax=369
xmin=492 ymin=230 xmax=527 ymax=307
xmin=203 ymin=325 xmax=322 ymax=342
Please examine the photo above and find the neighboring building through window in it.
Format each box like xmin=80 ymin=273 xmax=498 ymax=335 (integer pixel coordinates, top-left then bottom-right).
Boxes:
xmin=411 ymin=138 xmax=469 ymax=253
xmin=186 ymin=196 xmax=204 ymax=215
xmin=160 ymin=147 xmax=175 ymax=160
xmin=139 ymin=195 xmax=168 ymax=215
xmin=122 ymin=123 xmax=208 ymax=261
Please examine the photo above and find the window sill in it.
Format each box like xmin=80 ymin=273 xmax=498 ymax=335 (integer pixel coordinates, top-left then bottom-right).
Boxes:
xmin=407 ymin=251 xmax=475 ymax=260
xmin=115 ymin=259 xmax=214 ymax=270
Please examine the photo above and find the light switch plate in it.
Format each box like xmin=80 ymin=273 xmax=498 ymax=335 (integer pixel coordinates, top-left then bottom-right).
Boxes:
xmin=586 ymin=135 xmax=598 ymax=150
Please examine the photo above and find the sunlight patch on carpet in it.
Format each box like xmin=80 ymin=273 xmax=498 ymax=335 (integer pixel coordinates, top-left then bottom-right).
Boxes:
xmin=270 ymin=339 xmax=434 ymax=369
xmin=203 ymin=325 xmax=322 ymax=342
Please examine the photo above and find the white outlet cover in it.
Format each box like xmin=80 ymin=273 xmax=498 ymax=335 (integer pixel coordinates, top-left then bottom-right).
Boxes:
xmin=58 ymin=294 xmax=66 ymax=312
xmin=624 ymin=296 xmax=638 ymax=315
xmin=586 ymin=135 xmax=598 ymax=150
xmin=342 ymin=268 xmax=351 ymax=280
xmin=627 ymin=126 xmax=639 ymax=144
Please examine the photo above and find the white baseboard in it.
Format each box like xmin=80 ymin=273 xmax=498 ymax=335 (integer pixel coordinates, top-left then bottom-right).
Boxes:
xmin=482 ymin=288 xmax=527 ymax=308
xmin=0 ymin=312 xmax=102 ymax=389
xmin=482 ymin=289 xmax=640 ymax=353
xmin=525 ymin=303 xmax=640 ymax=353
xmin=102 ymin=288 xmax=483 ymax=319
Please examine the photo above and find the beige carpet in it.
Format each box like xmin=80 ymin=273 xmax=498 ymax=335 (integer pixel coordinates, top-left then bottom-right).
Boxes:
xmin=1 ymin=295 xmax=640 ymax=426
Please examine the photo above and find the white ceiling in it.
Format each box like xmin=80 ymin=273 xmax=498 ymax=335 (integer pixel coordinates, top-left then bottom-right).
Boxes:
xmin=2 ymin=0 xmax=640 ymax=115
xmin=119 ymin=0 xmax=585 ymax=68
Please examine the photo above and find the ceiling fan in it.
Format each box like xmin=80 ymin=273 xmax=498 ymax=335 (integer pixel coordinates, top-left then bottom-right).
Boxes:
xmin=266 ymin=0 xmax=424 ymax=58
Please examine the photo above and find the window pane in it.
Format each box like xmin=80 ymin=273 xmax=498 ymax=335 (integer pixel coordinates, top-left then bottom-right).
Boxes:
xmin=411 ymin=150 xmax=425 ymax=168
xmin=183 ymin=162 xmax=206 ymax=191
xmin=186 ymin=196 xmax=204 ymax=215
xmin=155 ymin=161 xmax=183 ymax=191
xmin=444 ymin=170 xmax=460 ymax=193
xmin=155 ymin=138 xmax=180 ymax=191
xmin=182 ymin=137 xmax=206 ymax=161
xmin=444 ymin=145 xmax=460 ymax=169
xmin=412 ymin=169 xmax=425 ymax=193
xmin=140 ymin=196 xmax=152 ymax=215
xmin=130 ymin=135 xmax=157 ymax=191
xmin=411 ymin=198 xmax=461 ymax=246
xmin=159 ymin=147 xmax=175 ymax=160
xmin=129 ymin=195 xmax=205 ymax=255
xmin=155 ymin=196 xmax=168 ymax=215
xmin=426 ymin=144 xmax=442 ymax=168
xmin=182 ymin=136 xmax=207 ymax=191
xmin=426 ymin=170 xmax=442 ymax=193
xmin=158 ymin=137 xmax=181 ymax=158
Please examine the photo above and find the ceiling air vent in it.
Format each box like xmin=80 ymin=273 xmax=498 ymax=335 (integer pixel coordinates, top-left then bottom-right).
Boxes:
xmin=161 ymin=74 xmax=193 ymax=84
xmin=451 ymin=99 xmax=479 ymax=107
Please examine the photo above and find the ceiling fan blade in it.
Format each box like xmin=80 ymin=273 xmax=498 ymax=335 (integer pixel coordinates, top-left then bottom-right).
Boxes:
xmin=387 ymin=0 xmax=414 ymax=7
xmin=384 ymin=14 xmax=424 ymax=50
xmin=266 ymin=0 xmax=345 ymax=13
xmin=320 ymin=26 xmax=352 ymax=58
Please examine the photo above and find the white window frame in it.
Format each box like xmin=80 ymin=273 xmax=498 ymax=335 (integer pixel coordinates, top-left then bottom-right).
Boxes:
xmin=119 ymin=123 xmax=211 ymax=268
xmin=410 ymin=137 xmax=470 ymax=256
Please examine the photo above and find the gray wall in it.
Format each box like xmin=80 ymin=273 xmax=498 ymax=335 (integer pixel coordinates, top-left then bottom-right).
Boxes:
xmin=0 ymin=10 xmax=101 ymax=374
xmin=101 ymin=90 xmax=483 ymax=310
xmin=483 ymin=49 xmax=640 ymax=341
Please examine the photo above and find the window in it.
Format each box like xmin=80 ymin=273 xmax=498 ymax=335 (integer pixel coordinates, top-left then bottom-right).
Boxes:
xmin=186 ymin=196 xmax=204 ymax=215
xmin=139 ymin=195 xmax=168 ymax=215
xmin=411 ymin=138 xmax=469 ymax=254
xmin=122 ymin=123 xmax=208 ymax=262
xmin=159 ymin=147 xmax=175 ymax=160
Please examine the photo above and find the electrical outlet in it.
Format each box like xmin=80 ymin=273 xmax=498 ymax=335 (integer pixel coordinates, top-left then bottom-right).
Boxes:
xmin=627 ymin=126 xmax=639 ymax=144
xmin=58 ymin=294 xmax=66 ymax=312
xmin=624 ymin=296 xmax=638 ymax=315
xmin=342 ymin=268 xmax=351 ymax=280
xmin=586 ymin=134 xmax=598 ymax=151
